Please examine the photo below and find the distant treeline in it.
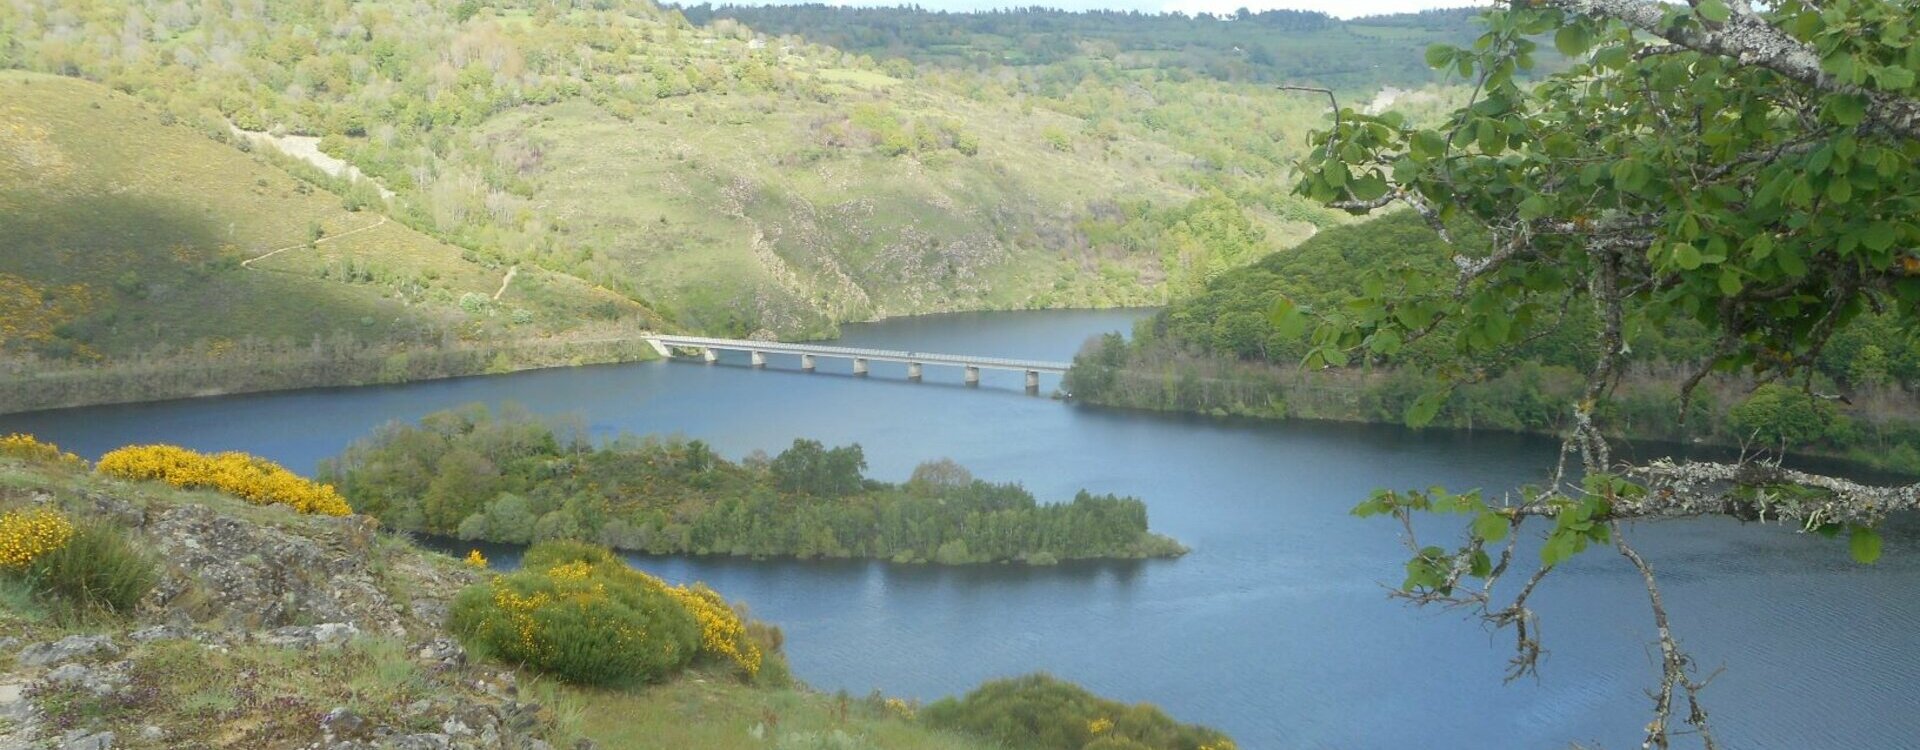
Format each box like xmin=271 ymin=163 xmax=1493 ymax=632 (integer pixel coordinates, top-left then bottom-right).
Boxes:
xmin=1066 ymin=213 xmax=1920 ymax=474
xmin=678 ymin=4 xmax=1489 ymax=91
xmin=320 ymin=404 xmax=1186 ymax=565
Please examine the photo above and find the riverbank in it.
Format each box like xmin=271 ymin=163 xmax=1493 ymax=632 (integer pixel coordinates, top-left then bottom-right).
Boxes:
xmin=1064 ymin=339 xmax=1920 ymax=477
xmin=0 ymin=334 xmax=661 ymax=416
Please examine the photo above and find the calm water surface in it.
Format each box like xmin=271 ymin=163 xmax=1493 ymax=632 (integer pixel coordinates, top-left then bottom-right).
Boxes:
xmin=6 ymin=309 xmax=1917 ymax=749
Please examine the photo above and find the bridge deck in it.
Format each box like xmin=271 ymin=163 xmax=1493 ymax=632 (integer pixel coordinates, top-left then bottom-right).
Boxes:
xmin=646 ymin=335 xmax=1071 ymax=373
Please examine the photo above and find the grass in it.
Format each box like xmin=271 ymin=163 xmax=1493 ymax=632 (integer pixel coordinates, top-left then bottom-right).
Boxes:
xmin=536 ymin=665 xmax=997 ymax=750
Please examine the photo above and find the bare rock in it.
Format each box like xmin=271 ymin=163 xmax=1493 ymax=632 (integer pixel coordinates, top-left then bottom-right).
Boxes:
xmin=18 ymin=635 xmax=119 ymax=668
xmin=60 ymin=730 xmax=114 ymax=750
xmin=145 ymin=505 xmax=399 ymax=632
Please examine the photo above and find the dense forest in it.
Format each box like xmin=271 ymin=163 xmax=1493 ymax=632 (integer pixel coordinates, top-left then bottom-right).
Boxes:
xmin=677 ymin=4 xmax=1491 ymax=91
xmin=319 ymin=404 xmax=1186 ymax=564
xmin=1066 ymin=213 xmax=1920 ymax=473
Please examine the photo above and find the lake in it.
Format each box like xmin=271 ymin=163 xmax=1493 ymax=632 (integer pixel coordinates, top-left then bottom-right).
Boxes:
xmin=5 ymin=308 xmax=1916 ymax=749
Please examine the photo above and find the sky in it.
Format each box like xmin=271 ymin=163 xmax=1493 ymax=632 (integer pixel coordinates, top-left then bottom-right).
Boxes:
xmin=711 ymin=0 xmax=1485 ymax=21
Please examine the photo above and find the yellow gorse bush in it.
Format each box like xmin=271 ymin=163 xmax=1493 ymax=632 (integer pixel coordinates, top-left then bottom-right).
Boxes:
xmin=661 ymin=581 xmax=763 ymax=678
xmin=0 ymin=434 xmax=87 ymax=468
xmin=465 ymin=549 xmax=490 ymax=569
xmin=0 ymin=507 xmax=75 ymax=568
xmin=95 ymin=444 xmax=351 ymax=516
xmin=1088 ymin=717 xmax=1114 ymax=735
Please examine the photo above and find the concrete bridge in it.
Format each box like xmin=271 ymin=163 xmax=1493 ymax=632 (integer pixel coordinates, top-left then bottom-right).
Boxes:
xmin=642 ymin=334 xmax=1071 ymax=392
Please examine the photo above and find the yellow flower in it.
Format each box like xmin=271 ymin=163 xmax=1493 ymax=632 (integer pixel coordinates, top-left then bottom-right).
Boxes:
xmin=465 ymin=549 xmax=489 ymax=569
xmin=0 ymin=508 xmax=75 ymax=568
xmin=1088 ymin=717 xmax=1113 ymax=735
xmin=0 ymin=434 xmax=87 ymax=469
xmin=96 ymin=444 xmax=351 ymax=516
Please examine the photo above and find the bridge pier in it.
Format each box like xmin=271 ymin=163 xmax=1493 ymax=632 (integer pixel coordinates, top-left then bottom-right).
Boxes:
xmin=907 ymin=362 xmax=922 ymax=381
xmin=1026 ymin=370 xmax=1040 ymax=394
xmin=751 ymin=351 xmax=766 ymax=368
xmin=853 ymin=358 xmax=869 ymax=376
xmin=801 ymin=354 xmax=817 ymax=372
xmin=964 ymin=365 xmax=980 ymax=386
xmin=701 ymin=348 xmax=718 ymax=364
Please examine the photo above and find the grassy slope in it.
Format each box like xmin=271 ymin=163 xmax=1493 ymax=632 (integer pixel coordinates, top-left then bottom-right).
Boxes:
xmin=0 ymin=455 xmax=998 ymax=749
xmin=0 ymin=71 xmax=651 ymax=362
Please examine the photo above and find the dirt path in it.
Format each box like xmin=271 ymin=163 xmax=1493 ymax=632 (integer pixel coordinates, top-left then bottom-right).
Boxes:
xmin=240 ymin=215 xmax=387 ymax=268
xmin=492 ymin=264 xmax=518 ymax=301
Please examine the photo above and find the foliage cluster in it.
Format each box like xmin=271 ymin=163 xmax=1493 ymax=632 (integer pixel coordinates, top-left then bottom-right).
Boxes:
xmin=451 ymin=540 xmax=761 ymax=684
xmin=322 ymin=404 xmax=1184 ymax=564
xmin=920 ymin=673 xmax=1235 ymax=750
xmin=98 ymin=444 xmax=353 ymax=516
xmin=1066 ymin=214 xmax=1920 ymax=472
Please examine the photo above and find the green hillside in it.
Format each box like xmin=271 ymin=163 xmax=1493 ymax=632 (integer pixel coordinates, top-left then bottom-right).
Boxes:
xmin=0 ymin=72 xmax=645 ymax=355
xmin=0 ymin=72 xmax=663 ymax=412
xmin=0 ymin=0 xmax=1369 ymax=341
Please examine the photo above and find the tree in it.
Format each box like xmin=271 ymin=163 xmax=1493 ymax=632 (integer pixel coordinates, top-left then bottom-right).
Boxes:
xmin=1290 ymin=1 xmax=1920 ymax=746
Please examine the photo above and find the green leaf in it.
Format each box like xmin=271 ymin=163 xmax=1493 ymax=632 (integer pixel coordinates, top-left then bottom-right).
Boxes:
xmin=1406 ymin=388 xmax=1449 ymax=428
xmin=1718 ymin=268 xmax=1744 ymax=296
xmin=1269 ymin=298 xmax=1309 ymax=339
xmin=1471 ymin=511 xmax=1511 ymax=543
xmin=1425 ymin=44 xmax=1455 ymax=69
xmin=1349 ymin=175 xmax=1390 ymax=201
xmin=1517 ymin=194 xmax=1549 ymax=220
xmin=1874 ymin=65 xmax=1916 ymax=90
xmin=1829 ymin=95 xmax=1867 ymax=126
xmin=1673 ymin=243 xmax=1704 ymax=270
xmin=1696 ymin=0 xmax=1731 ymax=23
xmin=1369 ymin=328 xmax=1403 ymax=356
xmin=1827 ymin=175 xmax=1853 ymax=204
xmin=1863 ymin=221 xmax=1898 ymax=251
xmin=1850 ymin=526 xmax=1883 ymax=564
xmin=1554 ymin=24 xmax=1593 ymax=57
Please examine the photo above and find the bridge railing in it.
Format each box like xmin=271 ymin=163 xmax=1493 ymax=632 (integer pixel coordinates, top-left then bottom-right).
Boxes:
xmin=647 ymin=335 xmax=1071 ymax=372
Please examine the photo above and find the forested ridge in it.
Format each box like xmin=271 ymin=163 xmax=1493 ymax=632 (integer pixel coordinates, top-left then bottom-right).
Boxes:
xmin=320 ymin=404 xmax=1186 ymax=564
xmin=1067 ymin=213 xmax=1920 ymax=473
xmin=678 ymin=4 xmax=1493 ymax=92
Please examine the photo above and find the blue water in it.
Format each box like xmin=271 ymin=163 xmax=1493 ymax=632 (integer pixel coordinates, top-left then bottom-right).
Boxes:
xmin=5 ymin=308 xmax=1917 ymax=749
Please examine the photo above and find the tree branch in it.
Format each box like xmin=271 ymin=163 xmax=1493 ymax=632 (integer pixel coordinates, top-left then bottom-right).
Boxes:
xmin=1546 ymin=0 xmax=1920 ymax=139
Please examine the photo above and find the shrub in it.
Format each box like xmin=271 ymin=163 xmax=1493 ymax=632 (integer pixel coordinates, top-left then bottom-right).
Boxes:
xmin=449 ymin=542 xmax=702 ymax=686
xmin=0 ymin=507 xmax=75 ymax=569
xmin=454 ymin=541 xmax=764 ymax=682
xmin=0 ymin=434 xmax=87 ymax=469
xmin=921 ymin=673 xmax=1235 ymax=750
xmin=25 ymin=520 xmax=156 ymax=616
xmin=96 ymin=444 xmax=351 ymax=516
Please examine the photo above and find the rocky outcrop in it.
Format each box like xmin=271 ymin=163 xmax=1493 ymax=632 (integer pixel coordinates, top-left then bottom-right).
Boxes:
xmin=0 ymin=477 xmax=542 ymax=750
